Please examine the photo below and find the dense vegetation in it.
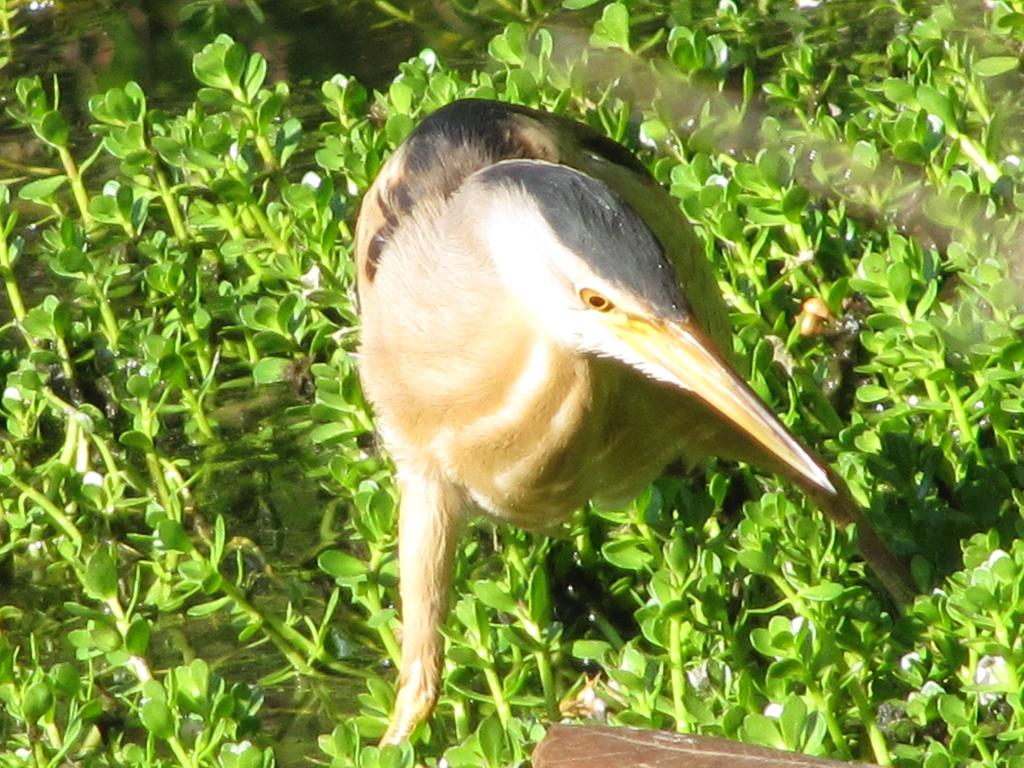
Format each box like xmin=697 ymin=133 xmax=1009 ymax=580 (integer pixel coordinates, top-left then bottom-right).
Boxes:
xmin=1 ymin=1 xmax=1022 ymax=766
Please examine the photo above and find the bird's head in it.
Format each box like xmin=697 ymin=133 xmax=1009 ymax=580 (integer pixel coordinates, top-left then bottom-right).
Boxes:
xmin=457 ymin=159 xmax=835 ymax=496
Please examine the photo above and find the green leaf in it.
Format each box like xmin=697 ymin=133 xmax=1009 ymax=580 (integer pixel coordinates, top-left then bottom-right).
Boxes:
xmin=187 ymin=596 xmax=233 ymax=617
xmin=366 ymin=608 xmax=397 ymax=630
xmin=157 ymin=519 xmax=193 ymax=553
xmin=478 ymin=714 xmax=504 ymax=767
xmin=243 ymin=52 xmax=267 ymax=101
xmin=749 ymin=628 xmax=776 ymax=657
xmin=309 ymin=422 xmax=350 ymax=443
xmin=140 ymin=698 xmax=175 ymax=739
xmin=222 ymin=41 xmax=247 ymax=91
xmin=53 ymin=247 xmax=89 ymax=276
xmin=916 ymin=85 xmax=955 ymax=126
xmin=782 ymin=186 xmax=809 ymax=222
xmin=22 ymin=304 xmax=56 ymax=340
xmin=159 ymin=353 xmax=189 ymax=389
xmin=640 ymin=118 xmax=669 ymax=143
xmin=91 ymin=85 xmax=139 ymax=125
xmin=570 ymin=640 xmax=610 ymax=660
xmin=800 ymin=582 xmax=844 ymax=601
xmin=318 ymin=550 xmax=368 ymax=581
xmin=974 ymin=56 xmax=1018 ymax=77
xmin=590 ymin=3 xmax=631 ymax=52
xmin=779 ymin=696 xmax=807 ymax=749
xmin=125 ymin=618 xmax=151 ymax=655
xmin=882 ymin=78 xmax=915 ymax=106
xmin=219 ymin=742 xmax=267 ymax=768
xmin=17 ymin=175 xmax=67 ymax=203
xmin=84 ymin=547 xmax=118 ymax=601
xmin=91 ymin=195 xmax=122 ymax=226
xmin=38 ymin=110 xmax=69 ymax=147
xmin=378 ymin=743 xmax=415 ymax=768
xmin=389 ymin=81 xmax=414 ymax=115
xmin=937 ymin=695 xmax=970 ymax=728
xmin=22 ymin=681 xmax=53 ymax=723
xmin=211 ymin=177 xmax=251 ymax=203
xmin=737 ymin=549 xmax=772 ymax=575
xmin=89 ymin=625 xmax=121 ymax=653
xmin=852 ymin=140 xmax=879 ymax=169
xmin=887 ymin=262 xmax=913 ymax=304
xmin=119 ymin=430 xmax=154 ymax=453
xmin=488 ymin=23 xmax=527 ymax=67
xmin=528 ymin=567 xmax=551 ymax=625
xmin=893 ymin=140 xmax=928 ymax=164
xmin=471 ymin=580 xmax=518 ymax=614
xmin=740 ymin=713 xmax=783 ymax=748
xmin=385 ymin=113 xmax=415 ymax=145
xmin=175 ymin=659 xmax=210 ymax=708
xmin=855 ymin=384 xmax=889 ymax=404
xmin=193 ymin=38 xmax=234 ymax=90
xmin=253 ymin=356 xmax=291 ymax=385
xmin=601 ymin=539 xmax=653 ymax=571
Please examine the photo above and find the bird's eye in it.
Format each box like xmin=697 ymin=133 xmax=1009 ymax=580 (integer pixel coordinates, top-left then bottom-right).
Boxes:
xmin=580 ymin=288 xmax=613 ymax=312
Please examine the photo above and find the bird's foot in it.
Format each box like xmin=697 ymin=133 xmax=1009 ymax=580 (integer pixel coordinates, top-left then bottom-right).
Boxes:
xmin=379 ymin=663 xmax=439 ymax=746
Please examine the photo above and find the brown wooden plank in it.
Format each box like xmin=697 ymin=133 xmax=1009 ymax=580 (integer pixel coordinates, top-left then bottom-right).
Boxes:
xmin=532 ymin=725 xmax=882 ymax=768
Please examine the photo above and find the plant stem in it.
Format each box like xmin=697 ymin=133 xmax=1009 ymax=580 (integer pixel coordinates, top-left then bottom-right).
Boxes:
xmin=944 ymin=380 xmax=975 ymax=448
xmin=84 ymin=273 xmax=120 ymax=350
xmin=452 ymin=696 xmax=470 ymax=741
xmin=53 ymin=331 xmax=76 ymax=383
xmin=180 ymin=388 xmax=215 ymax=441
xmin=6 ymin=476 xmax=82 ymax=546
xmin=0 ymin=262 xmax=37 ymax=353
xmin=846 ymin=678 xmax=890 ymax=766
xmin=246 ymin=202 xmax=287 ymax=253
xmin=373 ymin=0 xmax=416 ymax=23
xmin=217 ymin=579 xmax=320 ymax=675
xmin=668 ymin=616 xmax=688 ymax=729
xmin=534 ymin=646 xmax=558 ymax=721
xmin=154 ymin=166 xmax=190 ymax=244
xmin=363 ymin=572 xmax=402 ymax=665
xmin=179 ymin=304 xmax=213 ymax=381
xmin=482 ymin=664 xmax=512 ymax=727
xmin=166 ymin=732 xmax=199 ymax=768
xmin=955 ymin=132 xmax=1000 ymax=184
xmin=56 ymin=146 xmax=93 ymax=229
xmin=591 ymin=611 xmax=626 ymax=650
xmin=802 ymin=686 xmax=848 ymax=759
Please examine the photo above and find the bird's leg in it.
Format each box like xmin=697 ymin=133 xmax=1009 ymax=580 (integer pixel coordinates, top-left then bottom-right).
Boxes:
xmin=381 ymin=469 xmax=464 ymax=745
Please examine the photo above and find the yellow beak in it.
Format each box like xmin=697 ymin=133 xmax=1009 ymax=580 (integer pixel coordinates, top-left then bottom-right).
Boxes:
xmin=612 ymin=314 xmax=836 ymax=496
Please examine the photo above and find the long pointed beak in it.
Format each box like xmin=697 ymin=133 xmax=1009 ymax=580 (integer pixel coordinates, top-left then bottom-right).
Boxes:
xmin=612 ymin=314 xmax=836 ymax=496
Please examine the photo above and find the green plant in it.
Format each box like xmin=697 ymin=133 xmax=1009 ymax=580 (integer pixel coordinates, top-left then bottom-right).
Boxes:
xmin=1 ymin=2 xmax=1022 ymax=766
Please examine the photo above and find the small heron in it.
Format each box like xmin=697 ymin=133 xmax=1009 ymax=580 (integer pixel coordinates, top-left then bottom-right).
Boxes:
xmin=354 ymin=99 xmax=910 ymax=744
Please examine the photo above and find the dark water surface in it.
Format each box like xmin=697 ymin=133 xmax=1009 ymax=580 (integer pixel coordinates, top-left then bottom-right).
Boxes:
xmin=2 ymin=0 xmax=496 ymax=109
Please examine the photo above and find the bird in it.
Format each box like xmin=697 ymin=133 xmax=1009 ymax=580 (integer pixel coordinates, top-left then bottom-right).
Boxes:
xmin=353 ymin=98 xmax=912 ymax=744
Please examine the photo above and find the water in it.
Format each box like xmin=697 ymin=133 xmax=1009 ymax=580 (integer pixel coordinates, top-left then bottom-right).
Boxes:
xmin=1 ymin=0 xmax=495 ymax=109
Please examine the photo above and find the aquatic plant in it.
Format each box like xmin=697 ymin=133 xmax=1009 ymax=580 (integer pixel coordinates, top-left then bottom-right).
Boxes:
xmin=1 ymin=2 xmax=1022 ymax=766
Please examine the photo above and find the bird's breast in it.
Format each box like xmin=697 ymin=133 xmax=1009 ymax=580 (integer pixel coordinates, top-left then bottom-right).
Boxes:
xmin=425 ymin=341 xmax=690 ymax=529
xmin=426 ymin=337 xmax=590 ymax=523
